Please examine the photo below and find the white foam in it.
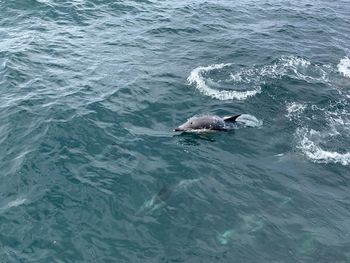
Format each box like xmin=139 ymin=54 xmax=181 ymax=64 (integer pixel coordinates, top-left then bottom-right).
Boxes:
xmin=187 ymin=64 xmax=261 ymax=100
xmin=338 ymin=56 xmax=350 ymax=78
xmin=286 ymin=102 xmax=307 ymax=120
xmin=262 ymin=56 xmax=330 ymax=83
xmin=280 ymin=56 xmax=311 ymax=67
xmin=229 ymin=68 xmax=258 ymax=83
xmin=188 ymin=56 xmax=332 ymax=101
xmin=275 ymin=153 xmax=285 ymax=157
xmin=296 ymin=128 xmax=350 ymax=165
xmin=230 ymin=72 xmax=243 ymax=82
xmin=236 ymin=114 xmax=263 ymax=128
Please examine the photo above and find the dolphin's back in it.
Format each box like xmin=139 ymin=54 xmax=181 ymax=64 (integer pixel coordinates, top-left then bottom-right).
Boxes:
xmin=175 ymin=114 xmax=241 ymax=131
xmin=192 ymin=116 xmax=225 ymax=130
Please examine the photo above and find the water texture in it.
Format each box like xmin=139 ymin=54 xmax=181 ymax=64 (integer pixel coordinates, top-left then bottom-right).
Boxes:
xmin=0 ymin=0 xmax=350 ymax=262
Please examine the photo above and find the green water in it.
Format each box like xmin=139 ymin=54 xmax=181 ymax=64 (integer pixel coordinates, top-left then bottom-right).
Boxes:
xmin=0 ymin=0 xmax=350 ymax=262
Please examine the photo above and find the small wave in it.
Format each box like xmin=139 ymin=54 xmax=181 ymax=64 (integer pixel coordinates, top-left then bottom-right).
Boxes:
xmin=263 ymin=56 xmax=331 ymax=83
xmin=187 ymin=63 xmax=261 ymax=100
xmin=0 ymin=197 xmax=27 ymax=212
xmin=148 ymin=27 xmax=200 ymax=35
xmin=337 ymin=56 xmax=350 ymax=78
xmin=230 ymin=56 xmax=331 ymax=84
xmin=187 ymin=56 xmax=331 ymax=101
xmin=280 ymin=56 xmax=310 ymax=67
xmin=296 ymin=128 xmax=350 ymax=166
xmin=177 ymin=178 xmax=201 ymax=189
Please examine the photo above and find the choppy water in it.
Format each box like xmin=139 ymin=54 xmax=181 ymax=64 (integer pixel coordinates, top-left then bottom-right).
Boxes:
xmin=1 ymin=0 xmax=350 ymax=262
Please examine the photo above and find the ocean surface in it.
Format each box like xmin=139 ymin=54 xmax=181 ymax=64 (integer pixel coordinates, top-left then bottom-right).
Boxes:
xmin=1 ymin=0 xmax=350 ymax=262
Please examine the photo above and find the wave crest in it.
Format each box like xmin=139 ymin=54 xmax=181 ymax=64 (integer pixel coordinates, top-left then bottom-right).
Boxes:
xmin=296 ymin=128 xmax=350 ymax=166
xmin=187 ymin=63 xmax=261 ymax=100
xmin=337 ymin=56 xmax=350 ymax=78
xmin=187 ymin=56 xmax=332 ymax=101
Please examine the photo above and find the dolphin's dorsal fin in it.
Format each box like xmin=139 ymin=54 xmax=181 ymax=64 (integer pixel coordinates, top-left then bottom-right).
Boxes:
xmin=223 ymin=114 xmax=241 ymax=123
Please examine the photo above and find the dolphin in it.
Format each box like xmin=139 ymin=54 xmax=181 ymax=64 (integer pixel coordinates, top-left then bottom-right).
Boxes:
xmin=136 ymin=186 xmax=172 ymax=215
xmin=217 ymin=214 xmax=264 ymax=245
xmin=136 ymin=179 xmax=200 ymax=216
xmin=174 ymin=114 xmax=241 ymax=132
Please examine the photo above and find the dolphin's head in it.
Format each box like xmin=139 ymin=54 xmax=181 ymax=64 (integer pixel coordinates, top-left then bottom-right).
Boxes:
xmin=174 ymin=116 xmax=223 ymax=132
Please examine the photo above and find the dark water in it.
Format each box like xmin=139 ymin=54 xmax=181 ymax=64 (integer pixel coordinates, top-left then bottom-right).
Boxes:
xmin=1 ymin=0 xmax=350 ymax=262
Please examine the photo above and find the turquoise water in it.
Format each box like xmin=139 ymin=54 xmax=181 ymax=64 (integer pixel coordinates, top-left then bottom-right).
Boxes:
xmin=1 ymin=0 xmax=350 ymax=262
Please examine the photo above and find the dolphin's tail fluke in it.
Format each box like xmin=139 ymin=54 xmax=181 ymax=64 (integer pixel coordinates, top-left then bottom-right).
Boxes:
xmin=223 ymin=114 xmax=241 ymax=123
